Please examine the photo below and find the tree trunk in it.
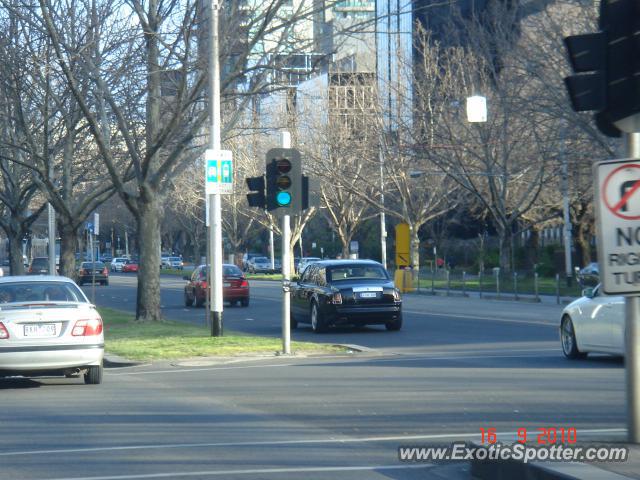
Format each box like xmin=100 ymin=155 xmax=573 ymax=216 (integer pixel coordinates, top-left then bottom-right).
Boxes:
xmin=8 ymin=230 xmax=24 ymax=276
xmin=410 ymin=225 xmax=420 ymax=270
xmin=497 ymin=226 xmax=511 ymax=273
xmin=574 ymin=225 xmax=592 ymax=268
xmin=58 ymin=223 xmax=79 ymax=280
xmin=135 ymin=197 xmax=162 ymax=321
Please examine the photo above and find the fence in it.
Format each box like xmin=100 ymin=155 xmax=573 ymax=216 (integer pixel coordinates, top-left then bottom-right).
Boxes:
xmin=412 ymin=268 xmax=586 ymax=304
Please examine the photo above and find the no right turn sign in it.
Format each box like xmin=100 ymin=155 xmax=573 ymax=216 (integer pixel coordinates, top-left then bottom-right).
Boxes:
xmin=595 ymin=158 xmax=640 ymax=294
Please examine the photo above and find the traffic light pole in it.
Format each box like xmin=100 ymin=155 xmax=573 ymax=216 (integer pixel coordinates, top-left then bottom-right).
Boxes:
xmin=626 ymin=132 xmax=640 ymax=443
xmin=281 ymin=131 xmax=291 ymax=355
xmin=208 ymin=0 xmax=223 ymax=336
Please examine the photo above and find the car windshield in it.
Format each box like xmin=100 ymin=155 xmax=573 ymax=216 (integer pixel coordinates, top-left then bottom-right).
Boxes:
xmin=223 ymin=265 xmax=243 ymax=276
xmin=0 ymin=281 xmax=87 ymax=304
xmin=254 ymin=257 xmax=269 ymax=263
xmin=327 ymin=265 xmax=388 ymax=282
xmin=31 ymin=258 xmax=48 ymax=268
xmin=169 ymin=257 xmax=181 ymax=262
xmin=82 ymin=262 xmax=105 ymax=268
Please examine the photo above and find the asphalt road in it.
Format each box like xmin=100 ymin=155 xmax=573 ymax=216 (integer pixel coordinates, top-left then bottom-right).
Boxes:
xmin=0 ymin=274 xmax=627 ymax=480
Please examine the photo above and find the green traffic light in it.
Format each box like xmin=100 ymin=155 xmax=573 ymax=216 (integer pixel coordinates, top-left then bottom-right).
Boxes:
xmin=276 ymin=191 xmax=291 ymax=206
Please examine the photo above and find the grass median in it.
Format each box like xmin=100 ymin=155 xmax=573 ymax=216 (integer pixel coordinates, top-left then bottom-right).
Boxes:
xmin=99 ymin=307 xmax=345 ymax=361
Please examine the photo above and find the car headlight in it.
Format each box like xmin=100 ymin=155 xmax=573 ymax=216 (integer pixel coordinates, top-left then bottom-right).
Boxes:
xmin=393 ymin=288 xmax=402 ymax=302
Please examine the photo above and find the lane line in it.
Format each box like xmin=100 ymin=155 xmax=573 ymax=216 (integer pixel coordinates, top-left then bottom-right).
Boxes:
xmin=44 ymin=464 xmax=432 ymax=480
xmin=402 ymin=309 xmax=558 ymax=327
xmin=0 ymin=428 xmax=625 ymax=458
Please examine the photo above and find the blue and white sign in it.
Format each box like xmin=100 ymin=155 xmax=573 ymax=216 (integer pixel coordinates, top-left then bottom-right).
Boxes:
xmin=205 ymin=149 xmax=233 ymax=195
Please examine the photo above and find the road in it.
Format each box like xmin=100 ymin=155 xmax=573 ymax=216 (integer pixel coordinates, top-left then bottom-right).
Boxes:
xmin=0 ymin=274 xmax=627 ymax=480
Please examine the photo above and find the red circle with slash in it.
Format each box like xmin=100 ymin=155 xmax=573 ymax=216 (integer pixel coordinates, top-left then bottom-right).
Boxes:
xmin=603 ymin=164 xmax=640 ymax=220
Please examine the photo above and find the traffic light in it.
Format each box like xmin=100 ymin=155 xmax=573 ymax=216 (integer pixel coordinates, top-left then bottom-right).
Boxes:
xmin=265 ymin=148 xmax=302 ymax=213
xmin=245 ymin=176 xmax=266 ymax=209
xmin=599 ymin=0 xmax=640 ymax=129
xmin=564 ymin=0 xmax=640 ymax=137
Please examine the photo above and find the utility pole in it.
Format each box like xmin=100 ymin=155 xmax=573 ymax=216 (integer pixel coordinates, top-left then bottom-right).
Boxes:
xmin=208 ymin=0 xmax=223 ymax=336
xmin=561 ymin=126 xmax=573 ymax=286
xmin=627 ymin=132 xmax=640 ymax=443
xmin=281 ymin=132 xmax=291 ymax=355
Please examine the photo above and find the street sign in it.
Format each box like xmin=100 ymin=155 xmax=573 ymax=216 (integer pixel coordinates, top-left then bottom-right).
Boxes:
xmin=93 ymin=213 xmax=100 ymax=236
xmin=595 ymin=158 xmax=640 ymax=294
xmin=205 ymin=149 xmax=233 ymax=195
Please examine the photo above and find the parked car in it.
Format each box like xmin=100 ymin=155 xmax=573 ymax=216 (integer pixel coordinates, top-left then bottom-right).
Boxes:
xmin=290 ymin=259 xmax=402 ymax=333
xmin=168 ymin=256 xmax=183 ymax=270
xmin=297 ymin=257 xmax=321 ymax=275
xmin=121 ymin=260 xmax=139 ymax=273
xmin=247 ymin=256 xmax=273 ymax=274
xmin=100 ymin=254 xmax=113 ymax=263
xmin=28 ymin=257 xmax=51 ymax=275
xmin=242 ymin=253 xmax=262 ymax=271
xmin=184 ymin=264 xmax=249 ymax=307
xmin=110 ymin=257 xmax=128 ymax=272
xmin=577 ymin=262 xmax=599 ymax=287
xmin=0 ymin=276 xmax=104 ymax=384
xmin=560 ymin=284 xmax=624 ymax=359
xmin=78 ymin=262 xmax=109 ymax=286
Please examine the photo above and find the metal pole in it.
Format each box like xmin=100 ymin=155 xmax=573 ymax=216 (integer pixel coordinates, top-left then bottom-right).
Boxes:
xmin=90 ymin=233 xmax=96 ymax=303
xmin=47 ymin=203 xmax=56 ymax=275
xmin=282 ymin=215 xmax=291 ymax=355
xmin=626 ymin=132 xmax=640 ymax=443
xmin=208 ymin=0 xmax=223 ymax=336
xmin=269 ymin=228 xmax=275 ymax=271
xmin=378 ymin=147 xmax=387 ymax=269
xmin=281 ymin=132 xmax=291 ymax=355
xmin=561 ymin=131 xmax=573 ymax=286
xmin=555 ymin=273 xmax=560 ymax=305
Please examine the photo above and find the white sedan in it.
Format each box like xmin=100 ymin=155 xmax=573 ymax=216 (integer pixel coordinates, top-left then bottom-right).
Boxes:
xmin=0 ymin=276 xmax=104 ymax=383
xmin=560 ymin=284 xmax=624 ymax=359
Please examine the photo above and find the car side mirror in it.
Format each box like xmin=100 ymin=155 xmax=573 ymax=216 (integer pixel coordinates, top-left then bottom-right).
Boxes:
xmin=582 ymin=287 xmax=595 ymax=299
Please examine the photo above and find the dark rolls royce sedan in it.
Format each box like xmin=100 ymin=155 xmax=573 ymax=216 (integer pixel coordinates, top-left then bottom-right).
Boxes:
xmin=290 ymin=259 xmax=402 ymax=333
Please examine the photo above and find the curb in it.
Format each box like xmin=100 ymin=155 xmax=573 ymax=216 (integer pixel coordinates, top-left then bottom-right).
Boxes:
xmin=333 ymin=344 xmax=375 ymax=353
xmin=471 ymin=457 xmax=634 ymax=480
xmin=104 ymin=354 xmax=143 ymax=368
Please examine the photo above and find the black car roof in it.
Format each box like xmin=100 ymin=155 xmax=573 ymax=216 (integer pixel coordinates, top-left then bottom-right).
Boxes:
xmin=311 ymin=259 xmax=383 ymax=268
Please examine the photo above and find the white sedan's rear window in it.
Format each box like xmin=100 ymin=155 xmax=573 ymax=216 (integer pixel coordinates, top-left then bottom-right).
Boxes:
xmin=0 ymin=282 xmax=87 ymax=304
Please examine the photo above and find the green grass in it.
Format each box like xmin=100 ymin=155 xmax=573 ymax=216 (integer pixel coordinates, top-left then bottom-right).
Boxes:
xmin=411 ymin=273 xmax=584 ymax=297
xmin=245 ymin=273 xmax=283 ymax=281
xmin=99 ymin=307 xmax=343 ymax=361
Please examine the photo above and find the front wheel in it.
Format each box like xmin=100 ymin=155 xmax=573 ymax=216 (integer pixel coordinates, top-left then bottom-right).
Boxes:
xmin=184 ymin=291 xmax=194 ymax=307
xmin=84 ymin=364 xmax=103 ymax=385
xmin=310 ymin=302 xmax=327 ymax=333
xmin=561 ymin=316 xmax=586 ymax=359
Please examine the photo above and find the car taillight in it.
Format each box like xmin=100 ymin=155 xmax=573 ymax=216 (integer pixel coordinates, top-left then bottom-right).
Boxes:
xmin=102 ymin=268 xmax=108 ymax=275
xmin=201 ymin=281 xmax=208 ymax=289
xmin=241 ymin=279 xmax=249 ymax=287
xmin=72 ymin=317 xmax=103 ymax=336
xmin=0 ymin=322 xmax=9 ymax=339
xmin=331 ymin=291 xmax=343 ymax=305
xmin=393 ymin=289 xmax=402 ymax=302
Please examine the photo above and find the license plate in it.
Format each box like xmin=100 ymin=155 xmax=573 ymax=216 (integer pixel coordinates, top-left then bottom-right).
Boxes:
xmin=24 ymin=323 xmax=57 ymax=338
xmin=359 ymin=292 xmax=377 ymax=298
xmin=223 ymin=282 xmax=231 ymax=287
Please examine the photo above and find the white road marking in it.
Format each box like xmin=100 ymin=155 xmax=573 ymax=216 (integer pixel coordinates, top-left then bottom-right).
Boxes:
xmin=402 ymin=309 xmax=557 ymax=327
xmin=45 ymin=464 xmax=432 ymax=480
xmin=1 ymin=428 xmax=625 ymax=458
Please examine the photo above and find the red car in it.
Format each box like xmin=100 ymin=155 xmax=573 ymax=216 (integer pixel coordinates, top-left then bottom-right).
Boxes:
xmin=184 ymin=264 xmax=249 ymax=307
xmin=121 ymin=260 xmax=139 ymax=273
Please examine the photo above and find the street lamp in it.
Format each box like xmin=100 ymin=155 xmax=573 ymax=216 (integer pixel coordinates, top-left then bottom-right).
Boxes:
xmin=466 ymin=95 xmax=487 ymax=123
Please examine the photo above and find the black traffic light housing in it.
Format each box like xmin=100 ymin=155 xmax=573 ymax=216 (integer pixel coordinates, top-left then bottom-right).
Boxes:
xmin=265 ymin=148 xmax=303 ymax=214
xmin=245 ymin=176 xmax=266 ymax=209
xmin=564 ymin=0 xmax=640 ymax=137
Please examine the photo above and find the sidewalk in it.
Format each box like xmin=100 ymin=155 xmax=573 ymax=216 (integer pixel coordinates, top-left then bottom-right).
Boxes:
xmin=409 ymin=285 xmax=577 ymax=306
xmin=471 ymin=443 xmax=640 ymax=480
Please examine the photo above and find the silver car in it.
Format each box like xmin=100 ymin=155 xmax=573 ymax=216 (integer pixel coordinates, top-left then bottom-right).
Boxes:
xmin=0 ymin=276 xmax=104 ymax=384
xmin=560 ymin=284 xmax=624 ymax=359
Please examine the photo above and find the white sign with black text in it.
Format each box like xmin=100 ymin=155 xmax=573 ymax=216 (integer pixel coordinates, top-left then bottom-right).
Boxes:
xmin=595 ymin=158 xmax=640 ymax=294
